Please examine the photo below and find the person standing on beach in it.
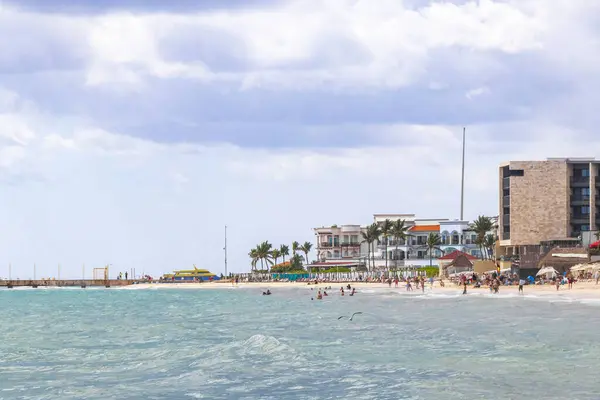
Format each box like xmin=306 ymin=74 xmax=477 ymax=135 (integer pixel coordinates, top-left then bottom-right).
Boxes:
xmin=518 ymin=278 xmax=525 ymax=294
xmin=462 ymin=281 xmax=467 ymax=295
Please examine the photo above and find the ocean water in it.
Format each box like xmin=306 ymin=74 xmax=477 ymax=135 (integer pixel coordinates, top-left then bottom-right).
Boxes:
xmin=1 ymin=286 xmax=599 ymax=400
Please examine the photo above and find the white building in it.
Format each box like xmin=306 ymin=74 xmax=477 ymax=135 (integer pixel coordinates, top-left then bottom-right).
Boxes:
xmin=312 ymin=213 xmax=490 ymax=270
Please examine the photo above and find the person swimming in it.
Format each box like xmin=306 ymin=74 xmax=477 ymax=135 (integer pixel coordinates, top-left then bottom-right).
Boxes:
xmin=262 ymin=289 xmax=271 ymax=295
xmin=317 ymin=290 xmax=323 ymax=300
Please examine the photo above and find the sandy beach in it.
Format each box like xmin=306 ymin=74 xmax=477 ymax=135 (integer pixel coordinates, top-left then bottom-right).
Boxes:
xmin=127 ymin=280 xmax=600 ymax=298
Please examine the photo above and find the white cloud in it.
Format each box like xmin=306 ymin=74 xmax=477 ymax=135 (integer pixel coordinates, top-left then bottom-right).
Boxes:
xmin=0 ymin=0 xmax=551 ymax=90
xmin=466 ymin=86 xmax=490 ymax=100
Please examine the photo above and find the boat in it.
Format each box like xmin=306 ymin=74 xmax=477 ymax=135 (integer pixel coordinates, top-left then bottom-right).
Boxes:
xmin=163 ymin=265 xmax=220 ymax=281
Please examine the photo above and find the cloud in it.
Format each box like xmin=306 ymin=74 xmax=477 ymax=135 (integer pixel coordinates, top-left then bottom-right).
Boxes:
xmin=1 ymin=0 xmax=600 ymax=278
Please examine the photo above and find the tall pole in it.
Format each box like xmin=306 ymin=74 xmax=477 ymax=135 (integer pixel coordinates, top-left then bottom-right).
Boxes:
xmin=58 ymin=264 xmax=61 ymax=280
xmin=460 ymin=127 xmax=466 ymax=221
xmin=224 ymin=225 xmax=228 ymax=277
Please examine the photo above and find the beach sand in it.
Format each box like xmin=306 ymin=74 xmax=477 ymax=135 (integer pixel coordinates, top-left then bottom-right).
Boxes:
xmin=127 ymin=280 xmax=600 ymax=297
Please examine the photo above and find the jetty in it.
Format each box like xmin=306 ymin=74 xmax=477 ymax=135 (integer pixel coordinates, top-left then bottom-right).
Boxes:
xmin=0 ymin=279 xmax=134 ymax=288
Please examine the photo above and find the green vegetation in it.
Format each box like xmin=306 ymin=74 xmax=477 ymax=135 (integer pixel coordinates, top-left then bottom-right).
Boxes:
xmin=469 ymin=215 xmax=497 ymax=259
xmin=249 ymin=240 xmax=312 ymax=273
xmin=415 ymin=267 xmax=439 ymax=278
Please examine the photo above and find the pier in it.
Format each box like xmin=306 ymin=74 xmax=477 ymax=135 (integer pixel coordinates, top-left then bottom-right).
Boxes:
xmin=0 ymin=279 xmax=134 ymax=288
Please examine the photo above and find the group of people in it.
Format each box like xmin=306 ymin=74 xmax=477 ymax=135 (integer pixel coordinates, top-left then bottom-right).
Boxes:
xmin=314 ymin=284 xmax=356 ymax=300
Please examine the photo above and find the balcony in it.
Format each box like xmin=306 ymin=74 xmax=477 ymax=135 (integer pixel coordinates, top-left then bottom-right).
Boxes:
xmin=571 ymin=194 xmax=590 ymax=205
xmin=503 ymin=196 xmax=510 ymax=206
xmin=571 ymin=175 xmax=590 ymax=187
xmin=570 ymin=214 xmax=589 ymax=225
xmin=502 ymin=177 xmax=510 ymax=189
xmin=341 ymin=241 xmax=361 ymax=247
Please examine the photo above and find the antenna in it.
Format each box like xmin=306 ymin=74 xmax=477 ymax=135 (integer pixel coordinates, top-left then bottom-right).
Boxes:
xmin=460 ymin=127 xmax=466 ymax=221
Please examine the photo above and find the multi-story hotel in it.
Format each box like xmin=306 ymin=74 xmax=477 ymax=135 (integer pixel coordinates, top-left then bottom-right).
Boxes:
xmin=498 ymin=158 xmax=600 ymax=251
xmin=312 ymin=213 xmax=488 ymax=270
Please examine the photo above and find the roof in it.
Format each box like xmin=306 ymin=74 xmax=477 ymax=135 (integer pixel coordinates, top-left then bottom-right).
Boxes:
xmin=538 ymin=247 xmax=590 ymax=269
xmin=309 ymin=261 xmax=360 ymax=268
xmin=409 ymin=225 xmax=440 ymax=232
xmin=438 ymin=250 xmax=477 ymax=260
xmin=448 ymin=254 xmax=474 ymax=268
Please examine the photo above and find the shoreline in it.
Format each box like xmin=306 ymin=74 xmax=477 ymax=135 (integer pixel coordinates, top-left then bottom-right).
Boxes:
xmin=124 ymin=280 xmax=600 ymax=298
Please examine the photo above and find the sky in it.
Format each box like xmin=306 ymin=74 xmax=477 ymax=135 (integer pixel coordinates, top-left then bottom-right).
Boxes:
xmin=1 ymin=0 xmax=600 ymax=279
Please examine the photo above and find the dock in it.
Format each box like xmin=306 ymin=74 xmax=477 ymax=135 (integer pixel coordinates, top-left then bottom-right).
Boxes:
xmin=0 ymin=279 xmax=134 ymax=288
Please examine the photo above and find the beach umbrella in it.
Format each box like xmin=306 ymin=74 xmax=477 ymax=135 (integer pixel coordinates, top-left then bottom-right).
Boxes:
xmin=589 ymin=240 xmax=600 ymax=248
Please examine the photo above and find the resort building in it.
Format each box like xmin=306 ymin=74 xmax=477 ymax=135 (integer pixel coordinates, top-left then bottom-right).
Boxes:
xmin=312 ymin=214 xmax=490 ymax=270
xmin=498 ymin=158 xmax=600 ymax=253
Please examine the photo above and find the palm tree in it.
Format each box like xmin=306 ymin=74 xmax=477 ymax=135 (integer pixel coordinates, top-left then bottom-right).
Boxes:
xmin=255 ymin=241 xmax=273 ymax=272
xmin=292 ymin=241 xmax=300 ymax=256
xmin=483 ymin=234 xmax=496 ymax=260
xmin=470 ymin=216 xmax=494 ymax=259
xmin=361 ymin=223 xmax=381 ymax=271
xmin=595 ymin=231 xmax=600 ymax=241
xmin=301 ymin=242 xmax=312 ymax=266
xmin=248 ymin=248 xmax=259 ymax=272
xmin=280 ymin=244 xmax=290 ymax=264
xmin=380 ymin=219 xmax=393 ymax=273
xmin=290 ymin=253 xmax=304 ymax=270
xmin=424 ymin=233 xmax=442 ymax=267
xmin=271 ymin=248 xmax=281 ymax=267
xmin=391 ymin=219 xmax=409 ymax=270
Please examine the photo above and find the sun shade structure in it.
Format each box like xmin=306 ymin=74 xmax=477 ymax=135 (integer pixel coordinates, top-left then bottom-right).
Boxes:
xmin=537 ymin=247 xmax=590 ymax=274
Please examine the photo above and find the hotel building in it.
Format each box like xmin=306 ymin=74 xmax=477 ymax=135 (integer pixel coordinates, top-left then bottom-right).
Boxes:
xmin=312 ymin=213 xmax=488 ymax=270
xmin=499 ymin=158 xmax=600 ymax=249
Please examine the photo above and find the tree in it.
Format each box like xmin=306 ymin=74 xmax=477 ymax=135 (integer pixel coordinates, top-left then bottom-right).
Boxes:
xmin=271 ymin=248 xmax=281 ymax=267
xmin=301 ymin=241 xmax=313 ymax=266
xmin=595 ymin=231 xmax=600 ymax=241
xmin=248 ymin=248 xmax=259 ymax=271
xmin=424 ymin=232 xmax=442 ymax=267
xmin=292 ymin=241 xmax=300 ymax=256
xmin=484 ymin=234 xmax=496 ymax=260
xmin=380 ymin=219 xmax=393 ymax=273
xmin=255 ymin=241 xmax=273 ymax=272
xmin=391 ymin=219 xmax=409 ymax=267
xmin=280 ymin=244 xmax=290 ymax=264
xmin=290 ymin=253 xmax=304 ymax=270
xmin=361 ymin=223 xmax=381 ymax=271
xmin=470 ymin=215 xmax=495 ymax=259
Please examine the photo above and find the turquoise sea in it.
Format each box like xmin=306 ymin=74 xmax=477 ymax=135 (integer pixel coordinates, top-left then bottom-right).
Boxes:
xmin=1 ymin=286 xmax=599 ymax=399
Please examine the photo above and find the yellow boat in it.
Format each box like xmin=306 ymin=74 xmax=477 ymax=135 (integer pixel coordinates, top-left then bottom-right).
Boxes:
xmin=163 ymin=265 xmax=220 ymax=281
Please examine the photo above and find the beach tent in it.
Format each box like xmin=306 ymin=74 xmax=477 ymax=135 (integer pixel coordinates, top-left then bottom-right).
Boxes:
xmin=537 ymin=266 xmax=558 ymax=278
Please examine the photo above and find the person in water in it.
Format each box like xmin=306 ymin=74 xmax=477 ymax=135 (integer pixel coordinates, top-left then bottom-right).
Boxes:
xmin=262 ymin=289 xmax=271 ymax=295
xmin=350 ymin=288 xmax=356 ymax=296
xmin=317 ymin=290 xmax=323 ymax=300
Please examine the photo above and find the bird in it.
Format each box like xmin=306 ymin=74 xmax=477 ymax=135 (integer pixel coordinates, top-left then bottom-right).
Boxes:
xmin=338 ymin=312 xmax=363 ymax=321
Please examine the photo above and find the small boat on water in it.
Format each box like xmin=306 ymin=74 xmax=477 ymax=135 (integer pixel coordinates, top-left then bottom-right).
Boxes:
xmin=163 ymin=265 xmax=220 ymax=282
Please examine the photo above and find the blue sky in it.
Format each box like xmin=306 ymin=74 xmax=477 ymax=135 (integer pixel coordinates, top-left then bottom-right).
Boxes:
xmin=1 ymin=0 xmax=600 ymax=279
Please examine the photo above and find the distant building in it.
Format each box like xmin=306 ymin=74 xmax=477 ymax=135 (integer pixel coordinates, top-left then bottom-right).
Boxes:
xmin=313 ymin=213 xmax=488 ymax=270
xmin=498 ymin=158 xmax=600 ymax=256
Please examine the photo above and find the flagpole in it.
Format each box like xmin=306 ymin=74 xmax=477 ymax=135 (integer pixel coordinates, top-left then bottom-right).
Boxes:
xmin=460 ymin=127 xmax=466 ymax=221
xmin=224 ymin=225 xmax=228 ymax=277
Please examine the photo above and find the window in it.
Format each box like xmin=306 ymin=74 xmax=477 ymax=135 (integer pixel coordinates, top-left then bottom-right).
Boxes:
xmin=509 ymin=169 xmax=524 ymax=176
xmin=582 ymin=206 xmax=590 ymax=214
xmin=583 ymin=169 xmax=590 ymax=177
xmin=581 ymin=225 xmax=590 ymax=231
